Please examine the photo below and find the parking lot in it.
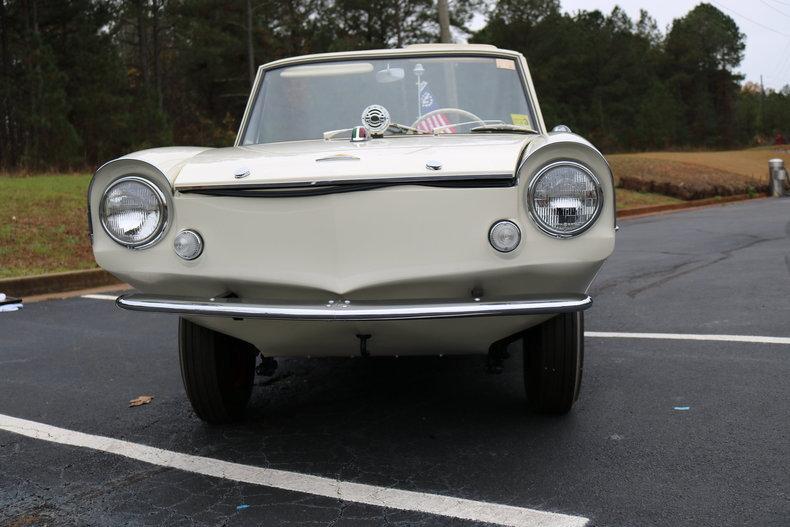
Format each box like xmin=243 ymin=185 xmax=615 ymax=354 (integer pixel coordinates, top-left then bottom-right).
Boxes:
xmin=1 ymin=198 xmax=788 ymax=527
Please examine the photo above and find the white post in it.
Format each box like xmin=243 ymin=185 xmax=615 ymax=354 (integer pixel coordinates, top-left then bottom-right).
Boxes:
xmin=769 ymin=158 xmax=784 ymax=197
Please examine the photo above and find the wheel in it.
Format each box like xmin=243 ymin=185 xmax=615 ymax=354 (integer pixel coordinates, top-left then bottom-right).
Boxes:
xmin=523 ymin=312 xmax=584 ymax=414
xmin=178 ymin=317 xmax=258 ymax=424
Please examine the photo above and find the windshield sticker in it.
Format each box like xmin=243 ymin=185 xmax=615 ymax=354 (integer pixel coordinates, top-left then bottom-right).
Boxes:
xmin=511 ymin=113 xmax=531 ymax=127
xmin=496 ymin=59 xmax=516 ymax=70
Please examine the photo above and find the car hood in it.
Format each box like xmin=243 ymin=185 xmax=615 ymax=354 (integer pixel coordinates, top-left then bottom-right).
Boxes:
xmin=173 ymin=135 xmax=536 ymax=190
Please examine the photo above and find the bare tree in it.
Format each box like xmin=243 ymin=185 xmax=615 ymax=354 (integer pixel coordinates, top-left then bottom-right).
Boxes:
xmin=0 ymin=0 xmax=9 ymax=166
xmin=246 ymin=0 xmax=254 ymax=86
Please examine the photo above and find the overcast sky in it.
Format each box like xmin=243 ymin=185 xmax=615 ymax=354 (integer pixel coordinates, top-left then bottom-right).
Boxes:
xmin=470 ymin=0 xmax=790 ymax=90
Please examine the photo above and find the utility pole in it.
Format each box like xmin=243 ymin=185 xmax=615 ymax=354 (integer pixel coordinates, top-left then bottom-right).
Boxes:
xmin=437 ymin=0 xmax=451 ymax=43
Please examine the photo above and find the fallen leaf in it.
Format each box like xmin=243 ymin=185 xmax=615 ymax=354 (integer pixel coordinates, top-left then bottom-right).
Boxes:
xmin=129 ymin=395 xmax=154 ymax=407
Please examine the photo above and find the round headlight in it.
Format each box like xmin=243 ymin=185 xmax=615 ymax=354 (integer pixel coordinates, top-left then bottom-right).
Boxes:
xmin=527 ymin=162 xmax=602 ymax=237
xmin=100 ymin=176 xmax=168 ymax=248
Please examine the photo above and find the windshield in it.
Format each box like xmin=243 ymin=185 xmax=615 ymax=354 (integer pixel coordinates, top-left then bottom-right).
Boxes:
xmin=241 ymin=55 xmax=536 ymax=145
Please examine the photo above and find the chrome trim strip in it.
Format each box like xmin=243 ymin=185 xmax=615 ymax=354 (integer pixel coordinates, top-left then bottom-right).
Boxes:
xmin=177 ymin=172 xmax=516 ymax=192
xmin=116 ymin=293 xmax=592 ymax=321
xmin=177 ymin=174 xmax=517 ymax=198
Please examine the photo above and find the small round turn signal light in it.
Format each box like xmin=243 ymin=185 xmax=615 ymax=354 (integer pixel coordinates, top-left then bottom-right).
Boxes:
xmin=174 ymin=229 xmax=204 ymax=260
xmin=489 ymin=220 xmax=521 ymax=253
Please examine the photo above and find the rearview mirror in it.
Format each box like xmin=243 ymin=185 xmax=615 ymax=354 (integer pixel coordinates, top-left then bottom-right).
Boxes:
xmin=375 ymin=65 xmax=405 ymax=83
xmin=281 ymin=62 xmax=373 ymax=78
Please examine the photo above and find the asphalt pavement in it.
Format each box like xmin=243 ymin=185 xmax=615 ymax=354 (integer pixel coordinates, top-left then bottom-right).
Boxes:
xmin=1 ymin=198 xmax=789 ymax=527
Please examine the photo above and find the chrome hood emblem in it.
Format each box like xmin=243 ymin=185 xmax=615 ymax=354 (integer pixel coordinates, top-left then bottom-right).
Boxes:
xmin=233 ymin=167 xmax=251 ymax=179
xmin=316 ymin=153 xmax=360 ymax=162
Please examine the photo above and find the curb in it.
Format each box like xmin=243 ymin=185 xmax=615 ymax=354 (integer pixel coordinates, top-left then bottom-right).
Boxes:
xmin=617 ymin=193 xmax=768 ymax=219
xmin=0 ymin=269 xmax=123 ymax=298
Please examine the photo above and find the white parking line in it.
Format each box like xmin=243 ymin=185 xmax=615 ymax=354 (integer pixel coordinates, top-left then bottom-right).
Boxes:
xmin=80 ymin=294 xmax=119 ymax=301
xmin=0 ymin=413 xmax=587 ymax=527
xmin=585 ymin=331 xmax=790 ymax=345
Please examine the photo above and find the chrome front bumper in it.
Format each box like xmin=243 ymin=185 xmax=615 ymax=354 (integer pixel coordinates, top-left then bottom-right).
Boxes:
xmin=116 ymin=293 xmax=592 ymax=321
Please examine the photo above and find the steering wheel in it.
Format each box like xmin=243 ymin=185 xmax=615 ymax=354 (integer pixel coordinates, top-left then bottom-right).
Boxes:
xmin=411 ymin=108 xmax=485 ymax=132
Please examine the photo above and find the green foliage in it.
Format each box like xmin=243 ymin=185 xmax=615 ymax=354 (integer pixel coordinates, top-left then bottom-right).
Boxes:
xmin=325 ymin=0 xmax=437 ymax=49
xmin=1 ymin=0 xmax=789 ymax=171
xmin=473 ymin=1 xmax=767 ymax=151
xmin=0 ymin=173 xmax=94 ymax=278
xmin=664 ymin=3 xmax=745 ymax=148
xmin=0 ymin=0 xmax=83 ymax=169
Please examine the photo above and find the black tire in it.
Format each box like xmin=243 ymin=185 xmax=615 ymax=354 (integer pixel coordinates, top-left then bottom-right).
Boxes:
xmin=178 ymin=318 xmax=258 ymax=424
xmin=523 ymin=312 xmax=584 ymax=414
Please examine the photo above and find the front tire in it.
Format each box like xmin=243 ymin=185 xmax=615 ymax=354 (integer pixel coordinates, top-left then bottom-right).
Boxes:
xmin=178 ymin=318 xmax=258 ymax=424
xmin=523 ymin=312 xmax=584 ymax=414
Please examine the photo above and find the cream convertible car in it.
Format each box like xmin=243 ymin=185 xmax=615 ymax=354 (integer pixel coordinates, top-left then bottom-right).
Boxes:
xmin=89 ymin=44 xmax=615 ymax=423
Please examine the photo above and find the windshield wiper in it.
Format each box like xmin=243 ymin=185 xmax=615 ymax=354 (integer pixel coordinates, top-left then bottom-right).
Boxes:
xmin=323 ymin=123 xmax=427 ymax=140
xmin=470 ymin=124 xmax=539 ymax=135
xmin=386 ymin=123 xmax=427 ymax=135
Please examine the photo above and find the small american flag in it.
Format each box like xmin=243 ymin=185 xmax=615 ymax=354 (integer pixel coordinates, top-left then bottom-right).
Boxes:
xmin=416 ymin=83 xmax=455 ymax=133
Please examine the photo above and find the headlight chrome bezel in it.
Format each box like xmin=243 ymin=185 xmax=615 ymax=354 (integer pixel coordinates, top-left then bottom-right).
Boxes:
xmin=99 ymin=175 xmax=169 ymax=249
xmin=526 ymin=160 xmax=603 ymax=238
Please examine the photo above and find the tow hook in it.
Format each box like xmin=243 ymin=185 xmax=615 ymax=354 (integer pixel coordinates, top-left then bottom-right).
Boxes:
xmin=356 ymin=334 xmax=372 ymax=357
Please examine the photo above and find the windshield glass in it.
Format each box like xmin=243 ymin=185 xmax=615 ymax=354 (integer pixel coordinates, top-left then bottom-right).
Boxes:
xmin=241 ymin=55 xmax=536 ymax=145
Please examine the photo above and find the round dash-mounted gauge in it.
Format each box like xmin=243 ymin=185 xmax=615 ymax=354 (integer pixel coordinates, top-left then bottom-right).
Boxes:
xmin=361 ymin=105 xmax=390 ymax=135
